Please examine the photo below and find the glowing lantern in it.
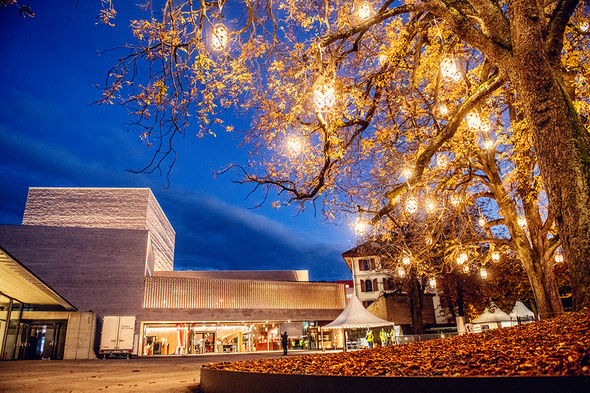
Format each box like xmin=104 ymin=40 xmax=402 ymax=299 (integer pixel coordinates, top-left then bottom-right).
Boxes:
xmin=426 ymin=199 xmax=436 ymax=214
xmin=484 ymin=140 xmax=494 ymax=150
xmin=429 ymin=277 xmax=437 ymax=288
xmin=479 ymin=217 xmax=486 ymax=227
xmin=440 ymin=57 xmax=462 ymax=82
xmin=357 ymin=2 xmax=372 ymax=19
xmin=313 ymin=83 xmax=336 ymax=112
xmin=492 ymin=251 xmax=500 ymax=262
xmin=402 ymin=255 xmax=411 ymax=265
xmin=451 ymin=194 xmax=461 ymax=206
xmin=457 ymin=252 xmax=467 ymax=265
xmin=211 ymin=23 xmax=229 ymax=51
xmin=437 ymin=154 xmax=448 ymax=169
xmin=398 ymin=266 xmax=405 ymax=277
xmin=406 ymin=196 xmax=418 ymax=213
xmin=480 ymin=268 xmax=488 ymax=279
xmin=463 ymin=264 xmax=469 ymax=273
xmin=287 ymin=138 xmax=302 ymax=154
xmin=581 ymin=21 xmax=589 ymax=32
xmin=555 ymin=251 xmax=564 ymax=263
xmin=465 ymin=112 xmax=482 ymax=131
xmin=439 ymin=105 xmax=449 ymax=116
xmin=425 ymin=236 xmax=433 ymax=245
xmin=517 ymin=215 xmax=527 ymax=228
xmin=379 ymin=53 xmax=387 ymax=64
xmin=403 ymin=167 xmax=413 ymax=179
xmin=355 ymin=222 xmax=366 ymax=235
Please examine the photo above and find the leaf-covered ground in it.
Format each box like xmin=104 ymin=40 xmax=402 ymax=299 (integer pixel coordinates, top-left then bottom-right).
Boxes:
xmin=205 ymin=311 xmax=590 ymax=377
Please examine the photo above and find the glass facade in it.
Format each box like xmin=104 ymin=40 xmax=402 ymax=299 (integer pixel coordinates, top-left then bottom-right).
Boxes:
xmin=0 ymin=294 xmax=22 ymax=360
xmin=140 ymin=320 xmax=340 ymax=356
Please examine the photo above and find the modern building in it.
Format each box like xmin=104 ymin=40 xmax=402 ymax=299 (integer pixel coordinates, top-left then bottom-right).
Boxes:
xmin=0 ymin=188 xmax=346 ymax=360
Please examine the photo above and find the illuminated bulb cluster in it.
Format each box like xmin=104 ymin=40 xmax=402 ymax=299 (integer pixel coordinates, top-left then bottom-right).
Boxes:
xmin=491 ymin=251 xmax=500 ymax=262
xmin=480 ymin=268 xmax=488 ymax=279
xmin=457 ymin=252 xmax=468 ymax=265
xmin=555 ymin=251 xmax=564 ymax=263
xmin=313 ymin=83 xmax=336 ymax=112
xmin=406 ymin=196 xmax=418 ymax=213
xmin=517 ymin=215 xmax=527 ymax=228
xmin=440 ymin=57 xmax=462 ymax=82
xmin=211 ymin=23 xmax=229 ymax=51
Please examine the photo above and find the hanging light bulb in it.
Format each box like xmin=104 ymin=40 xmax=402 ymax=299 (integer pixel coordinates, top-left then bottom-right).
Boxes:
xmin=379 ymin=53 xmax=387 ymax=64
xmin=211 ymin=23 xmax=229 ymax=51
xmin=491 ymin=251 xmax=500 ymax=262
xmin=425 ymin=236 xmax=433 ymax=246
xmin=463 ymin=264 xmax=469 ymax=273
xmin=451 ymin=194 xmax=461 ymax=206
xmin=517 ymin=215 xmax=527 ymax=228
xmin=478 ymin=216 xmax=486 ymax=227
xmin=465 ymin=112 xmax=482 ymax=131
xmin=313 ymin=82 xmax=336 ymax=112
xmin=554 ymin=250 xmax=564 ymax=263
xmin=440 ymin=57 xmax=462 ymax=81
xmin=425 ymin=199 xmax=436 ymax=214
xmin=437 ymin=154 xmax=448 ymax=169
xmin=580 ymin=21 xmax=589 ymax=32
xmin=480 ymin=268 xmax=488 ymax=279
xmin=406 ymin=196 xmax=418 ymax=213
xmin=429 ymin=277 xmax=437 ymax=288
xmin=357 ymin=1 xmax=372 ymax=19
xmin=402 ymin=166 xmax=413 ymax=179
xmin=287 ymin=137 xmax=302 ymax=154
xmin=398 ymin=266 xmax=405 ymax=277
xmin=439 ymin=105 xmax=449 ymax=116
xmin=402 ymin=255 xmax=411 ymax=265
xmin=457 ymin=253 xmax=467 ymax=265
xmin=484 ymin=140 xmax=494 ymax=150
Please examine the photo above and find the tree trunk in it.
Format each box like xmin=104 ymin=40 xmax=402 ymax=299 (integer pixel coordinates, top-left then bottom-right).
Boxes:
xmin=408 ymin=272 xmax=425 ymax=334
xmin=509 ymin=1 xmax=590 ymax=310
xmin=518 ymin=252 xmax=565 ymax=318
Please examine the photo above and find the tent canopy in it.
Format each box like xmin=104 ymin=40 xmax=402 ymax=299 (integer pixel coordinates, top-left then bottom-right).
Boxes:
xmin=509 ymin=301 xmax=535 ymax=319
xmin=322 ymin=294 xmax=393 ymax=330
xmin=472 ymin=304 xmax=511 ymax=324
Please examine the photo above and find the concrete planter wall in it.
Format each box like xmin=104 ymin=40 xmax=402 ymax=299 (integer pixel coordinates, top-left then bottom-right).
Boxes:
xmin=200 ymin=367 xmax=590 ymax=393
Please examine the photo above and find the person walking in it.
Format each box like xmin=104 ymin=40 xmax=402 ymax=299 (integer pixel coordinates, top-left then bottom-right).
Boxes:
xmin=281 ymin=331 xmax=288 ymax=355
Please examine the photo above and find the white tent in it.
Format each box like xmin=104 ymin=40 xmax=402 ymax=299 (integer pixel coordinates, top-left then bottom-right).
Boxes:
xmin=472 ymin=304 xmax=511 ymax=323
xmin=508 ymin=301 xmax=536 ymax=325
xmin=322 ymin=294 xmax=393 ymax=330
xmin=321 ymin=294 xmax=393 ymax=350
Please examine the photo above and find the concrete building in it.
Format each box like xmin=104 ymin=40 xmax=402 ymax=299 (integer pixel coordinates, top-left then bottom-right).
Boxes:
xmin=0 ymin=188 xmax=346 ymax=360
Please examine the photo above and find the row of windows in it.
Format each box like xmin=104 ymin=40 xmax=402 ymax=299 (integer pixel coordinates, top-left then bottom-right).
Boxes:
xmin=360 ymin=277 xmax=395 ymax=293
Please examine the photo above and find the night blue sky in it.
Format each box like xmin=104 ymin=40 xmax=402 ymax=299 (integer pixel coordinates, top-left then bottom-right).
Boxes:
xmin=0 ymin=1 xmax=354 ymax=281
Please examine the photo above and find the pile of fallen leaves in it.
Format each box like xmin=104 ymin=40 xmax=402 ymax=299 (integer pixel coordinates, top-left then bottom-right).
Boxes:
xmin=205 ymin=311 xmax=590 ymax=377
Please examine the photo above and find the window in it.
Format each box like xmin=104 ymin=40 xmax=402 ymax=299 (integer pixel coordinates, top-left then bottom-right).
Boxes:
xmin=364 ymin=279 xmax=373 ymax=292
xmin=359 ymin=259 xmax=370 ymax=271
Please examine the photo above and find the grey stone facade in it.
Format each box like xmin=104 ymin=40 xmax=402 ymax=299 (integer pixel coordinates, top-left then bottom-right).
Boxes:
xmin=22 ymin=188 xmax=174 ymax=271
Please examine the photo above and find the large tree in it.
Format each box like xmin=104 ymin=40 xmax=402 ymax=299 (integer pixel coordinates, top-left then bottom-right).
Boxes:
xmin=101 ymin=0 xmax=590 ymax=310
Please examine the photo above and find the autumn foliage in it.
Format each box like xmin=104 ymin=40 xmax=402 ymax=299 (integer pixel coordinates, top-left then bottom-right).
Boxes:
xmin=205 ymin=311 xmax=590 ymax=377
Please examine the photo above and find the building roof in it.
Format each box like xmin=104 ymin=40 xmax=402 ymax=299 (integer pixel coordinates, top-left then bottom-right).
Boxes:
xmin=0 ymin=245 xmax=76 ymax=310
xmin=154 ymin=270 xmax=309 ymax=282
xmin=341 ymin=241 xmax=382 ymax=271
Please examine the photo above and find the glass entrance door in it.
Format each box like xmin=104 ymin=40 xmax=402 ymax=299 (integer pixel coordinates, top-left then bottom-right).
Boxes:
xmin=16 ymin=323 xmax=66 ymax=360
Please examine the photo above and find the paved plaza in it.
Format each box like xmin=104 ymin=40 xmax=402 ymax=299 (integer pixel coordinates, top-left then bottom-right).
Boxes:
xmin=0 ymin=350 xmax=324 ymax=392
